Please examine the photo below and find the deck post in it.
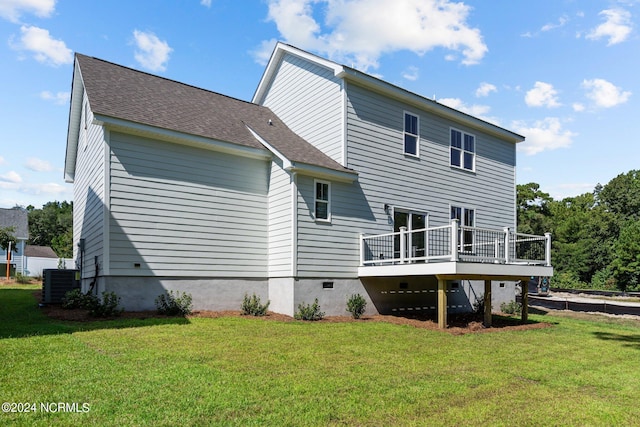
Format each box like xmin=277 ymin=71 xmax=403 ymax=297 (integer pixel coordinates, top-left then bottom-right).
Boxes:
xmin=545 ymin=233 xmax=552 ymax=266
xmin=521 ymin=277 xmax=529 ymax=323
xmin=503 ymin=227 xmax=510 ymax=264
xmin=400 ymin=226 xmax=407 ymax=263
xmin=437 ymin=278 xmax=447 ymax=329
xmin=359 ymin=234 xmax=365 ymax=266
xmin=483 ymin=280 xmax=492 ymax=327
xmin=451 ymin=220 xmax=459 ymax=262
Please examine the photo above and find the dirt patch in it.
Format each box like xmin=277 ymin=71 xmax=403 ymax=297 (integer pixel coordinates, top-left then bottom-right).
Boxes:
xmin=35 ymin=290 xmax=551 ymax=335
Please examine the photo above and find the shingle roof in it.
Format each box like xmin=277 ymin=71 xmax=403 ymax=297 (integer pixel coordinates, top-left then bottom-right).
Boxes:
xmin=0 ymin=208 xmax=28 ymax=239
xmin=76 ymin=54 xmax=354 ymax=175
xmin=25 ymin=245 xmax=57 ymax=258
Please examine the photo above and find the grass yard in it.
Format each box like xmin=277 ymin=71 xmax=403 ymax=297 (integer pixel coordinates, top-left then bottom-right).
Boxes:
xmin=1 ymin=284 xmax=640 ymax=426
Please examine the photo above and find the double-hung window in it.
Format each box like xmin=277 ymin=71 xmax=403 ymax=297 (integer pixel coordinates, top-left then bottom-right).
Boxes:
xmin=314 ymin=180 xmax=331 ymax=222
xmin=451 ymin=206 xmax=475 ymax=253
xmin=404 ymin=112 xmax=419 ymax=156
xmin=450 ymin=128 xmax=475 ymax=171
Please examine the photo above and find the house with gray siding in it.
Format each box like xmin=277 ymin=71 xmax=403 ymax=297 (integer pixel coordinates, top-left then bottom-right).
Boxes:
xmin=0 ymin=207 xmax=28 ymax=276
xmin=65 ymin=43 xmax=552 ymax=327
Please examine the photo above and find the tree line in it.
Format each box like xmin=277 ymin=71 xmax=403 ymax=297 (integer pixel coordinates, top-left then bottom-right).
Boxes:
xmin=0 ymin=201 xmax=73 ymax=260
xmin=518 ymin=170 xmax=640 ymax=291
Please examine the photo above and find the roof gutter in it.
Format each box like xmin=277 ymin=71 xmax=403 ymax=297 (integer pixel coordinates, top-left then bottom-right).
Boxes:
xmin=94 ymin=115 xmax=272 ymax=161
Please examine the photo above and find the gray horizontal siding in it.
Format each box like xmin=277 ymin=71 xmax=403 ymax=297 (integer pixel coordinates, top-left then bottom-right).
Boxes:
xmin=295 ymin=176 xmax=375 ymax=278
xmin=268 ymin=161 xmax=292 ymax=276
xmin=261 ymin=53 xmax=344 ymax=164
xmin=346 ymin=82 xmax=516 ymax=231
xmin=74 ymin=93 xmax=105 ymax=281
xmin=108 ymin=132 xmax=269 ymax=277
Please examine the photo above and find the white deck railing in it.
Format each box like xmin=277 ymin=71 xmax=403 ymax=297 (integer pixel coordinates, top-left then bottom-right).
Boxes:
xmin=360 ymin=220 xmax=551 ymax=267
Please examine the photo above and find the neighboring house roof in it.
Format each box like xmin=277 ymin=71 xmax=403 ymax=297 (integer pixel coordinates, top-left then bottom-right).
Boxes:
xmin=0 ymin=208 xmax=28 ymax=240
xmin=65 ymin=54 xmax=356 ymax=183
xmin=254 ymin=42 xmax=525 ymax=144
xmin=25 ymin=245 xmax=57 ymax=258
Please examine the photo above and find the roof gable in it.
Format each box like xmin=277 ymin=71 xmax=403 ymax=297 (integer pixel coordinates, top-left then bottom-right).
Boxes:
xmin=0 ymin=208 xmax=28 ymax=240
xmin=254 ymin=43 xmax=524 ymax=144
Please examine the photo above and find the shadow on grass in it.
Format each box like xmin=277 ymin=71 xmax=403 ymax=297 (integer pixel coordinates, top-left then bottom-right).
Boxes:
xmin=0 ymin=287 xmax=190 ymax=340
xmin=592 ymin=331 xmax=640 ymax=350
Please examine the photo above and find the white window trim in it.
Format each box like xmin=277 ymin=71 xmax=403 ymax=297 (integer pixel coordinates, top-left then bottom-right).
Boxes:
xmin=449 ymin=127 xmax=476 ymax=172
xmin=314 ymin=179 xmax=331 ymax=223
xmin=403 ymin=111 xmax=420 ymax=158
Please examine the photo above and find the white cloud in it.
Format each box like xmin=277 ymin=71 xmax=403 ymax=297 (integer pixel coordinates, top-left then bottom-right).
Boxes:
xmin=0 ymin=0 xmax=55 ymax=23
xmin=582 ymin=78 xmax=631 ymax=108
xmin=586 ymin=9 xmax=632 ymax=45
xmin=547 ymin=183 xmax=596 ymax=200
xmin=10 ymin=25 xmax=72 ymax=66
xmin=437 ymin=97 xmax=499 ymax=125
xmin=40 ymin=90 xmax=70 ymax=105
xmin=132 ymin=30 xmax=172 ymax=72
xmin=200 ymin=0 xmax=212 ymax=6
xmin=541 ymin=16 xmax=568 ymax=32
xmin=0 ymin=171 xmax=23 ymax=183
xmin=402 ymin=66 xmax=419 ymax=81
xmin=257 ymin=0 xmax=487 ymax=70
xmin=25 ymin=157 xmax=53 ymax=172
xmin=475 ymin=82 xmax=496 ymax=97
xmin=572 ymin=102 xmax=585 ymax=112
xmin=513 ymin=117 xmax=576 ymax=155
xmin=525 ymin=81 xmax=561 ymax=108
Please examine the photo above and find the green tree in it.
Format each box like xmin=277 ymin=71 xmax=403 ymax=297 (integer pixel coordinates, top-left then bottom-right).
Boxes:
xmin=0 ymin=226 xmax=17 ymax=254
xmin=27 ymin=201 xmax=73 ymax=258
xmin=549 ymin=193 xmax=617 ymax=284
xmin=610 ymin=220 xmax=640 ymax=292
xmin=516 ymin=183 xmax=553 ymax=235
xmin=598 ymin=170 xmax=640 ymax=222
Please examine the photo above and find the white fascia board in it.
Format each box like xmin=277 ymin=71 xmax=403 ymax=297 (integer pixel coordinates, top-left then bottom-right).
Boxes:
xmin=246 ymin=124 xmax=357 ymax=183
xmin=245 ymin=125 xmax=292 ymax=169
xmin=64 ymin=60 xmax=85 ymax=183
xmin=287 ymin=163 xmax=357 ymax=183
xmin=358 ymin=262 xmax=553 ymax=279
xmin=337 ymin=68 xmax=525 ymax=144
xmin=93 ymin=115 xmax=271 ymax=161
xmin=253 ymin=42 xmax=345 ymax=104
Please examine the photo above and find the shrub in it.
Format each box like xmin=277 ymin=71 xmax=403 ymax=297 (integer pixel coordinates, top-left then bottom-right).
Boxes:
xmin=500 ymin=300 xmax=522 ymax=315
xmin=155 ymin=290 xmax=193 ymax=316
xmin=472 ymin=295 xmax=485 ymax=314
xmin=62 ymin=289 xmax=84 ymax=309
xmin=62 ymin=289 xmax=122 ymax=317
xmin=240 ymin=293 xmax=270 ymax=316
xmin=62 ymin=289 xmax=98 ymax=310
xmin=294 ymin=299 xmax=325 ymax=321
xmin=89 ymin=291 xmax=123 ymax=317
xmin=346 ymin=294 xmax=367 ymax=319
xmin=15 ymin=272 xmax=30 ymax=284
xmin=553 ymin=271 xmax=585 ymax=290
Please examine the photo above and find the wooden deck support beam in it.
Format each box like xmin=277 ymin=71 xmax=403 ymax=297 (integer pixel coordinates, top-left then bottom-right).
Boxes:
xmin=521 ymin=277 xmax=529 ymax=323
xmin=484 ymin=280 xmax=492 ymax=327
xmin=438 ymin=278 xmax=447 ymax=329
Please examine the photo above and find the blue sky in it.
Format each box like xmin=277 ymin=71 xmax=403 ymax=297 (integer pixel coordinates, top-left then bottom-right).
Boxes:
xmin=0 ymin=0 xmax=638 ymax=209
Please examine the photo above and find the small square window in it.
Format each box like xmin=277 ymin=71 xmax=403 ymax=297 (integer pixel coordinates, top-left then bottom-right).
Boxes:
xmin=315 ymin=180 xmax=331 ymax=222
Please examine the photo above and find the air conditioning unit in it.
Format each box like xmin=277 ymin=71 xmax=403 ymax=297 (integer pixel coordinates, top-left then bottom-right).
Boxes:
xmin=42 ymin=269 xmax=80 ymax=304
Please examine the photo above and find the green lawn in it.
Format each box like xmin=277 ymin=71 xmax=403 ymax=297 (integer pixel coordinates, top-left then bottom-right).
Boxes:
xmin=1 ymin=284 xmax=640 ymax=426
